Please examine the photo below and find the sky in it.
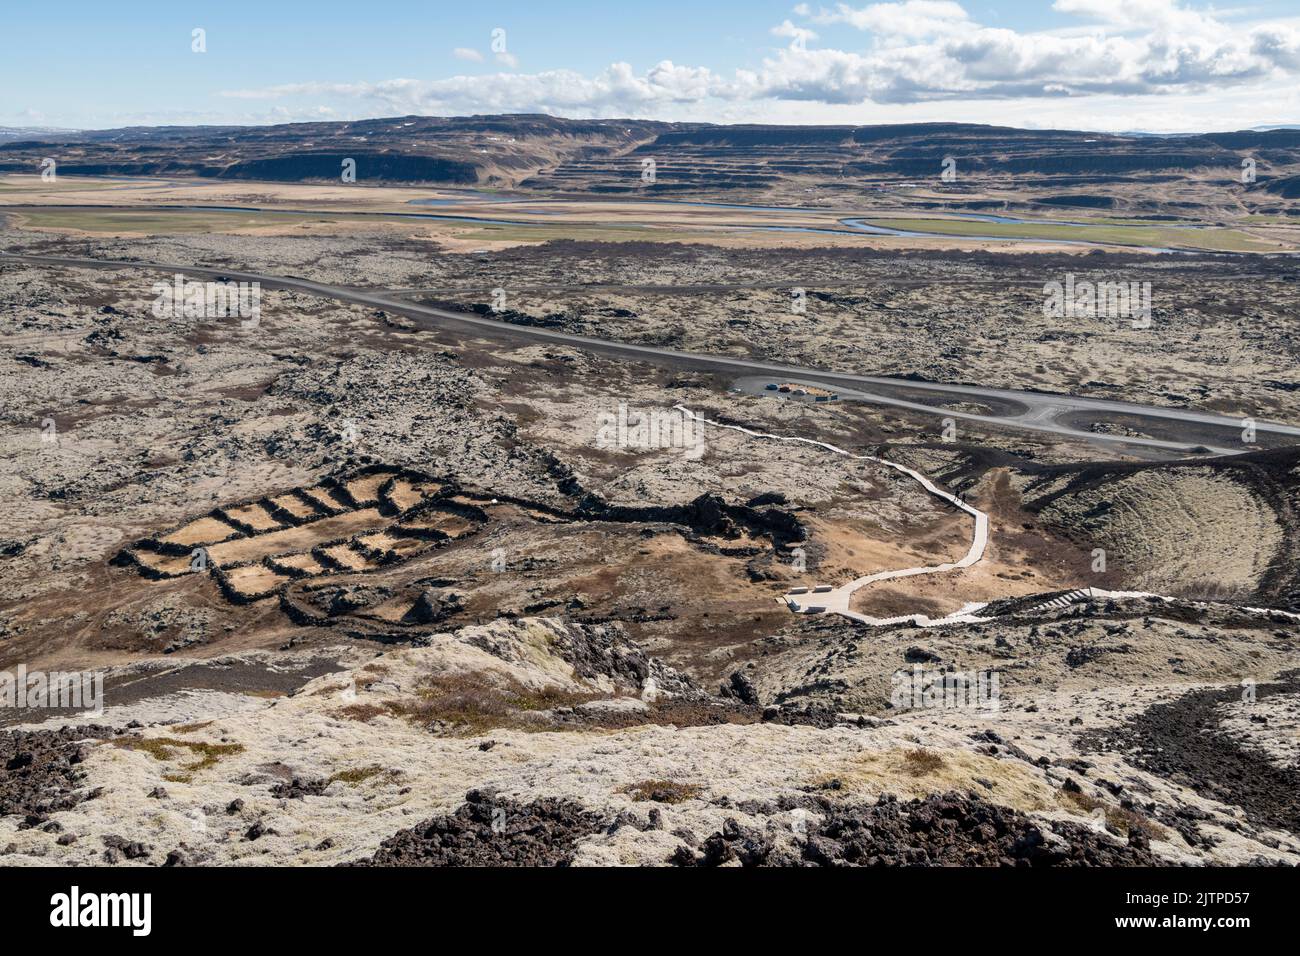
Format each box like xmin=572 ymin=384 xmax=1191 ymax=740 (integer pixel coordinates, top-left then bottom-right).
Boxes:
xmin=3 ymin=0 xmax=1299 ymax=133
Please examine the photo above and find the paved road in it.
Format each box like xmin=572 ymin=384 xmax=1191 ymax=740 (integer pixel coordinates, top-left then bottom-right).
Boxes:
xmin=4 ymin=250 xmax=1298 ymax=458
xmin=731 ymin=378 xmax=1262 ymax=457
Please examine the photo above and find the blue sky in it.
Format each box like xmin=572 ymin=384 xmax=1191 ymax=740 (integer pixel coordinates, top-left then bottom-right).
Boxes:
xmin=3 ymin=1 xmax=1300 ymax=132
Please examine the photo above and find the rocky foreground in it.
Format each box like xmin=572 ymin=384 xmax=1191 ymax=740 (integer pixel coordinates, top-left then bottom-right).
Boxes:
xmin=3 ymin=612 xmax=1298 ymax=866
xmin=2 ymin=248 xmax=1298 ymax=868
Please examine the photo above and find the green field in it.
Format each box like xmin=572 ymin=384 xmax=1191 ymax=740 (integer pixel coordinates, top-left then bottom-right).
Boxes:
xmin=860 ymin=217 xmax=1286 ymax=252
xmin=0 ymin=180 xmax=108 ymax=193
xmin=456 ymin=221 xmax=715 ymax=243
xmin=10 ymin=202 xmax=1293 ymax=253
xmin=462 ymin=213 xmax=1291 ymax=252
xmin=12 ymin=208 xmax=342 ymax=234
xmin=0 ymin=173 xmax=163 ymax=193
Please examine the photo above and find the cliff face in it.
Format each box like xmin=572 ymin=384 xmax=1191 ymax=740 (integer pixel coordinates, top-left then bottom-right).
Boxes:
xmin=0 ymin=114 xmax=683 ymax=186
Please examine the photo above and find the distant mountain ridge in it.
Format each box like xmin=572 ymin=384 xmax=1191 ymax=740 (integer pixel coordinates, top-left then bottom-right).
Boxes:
xmin=0 ymin=126 xmax=78 ymax=142
xmin=1 ymin=114 xmax=1297 ymax=192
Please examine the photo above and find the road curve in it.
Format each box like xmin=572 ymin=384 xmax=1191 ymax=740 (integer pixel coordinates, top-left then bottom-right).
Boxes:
xmin=678 ymin=406 xmax=1300 ymax=628
xmin=3 ymin=249 xmax=1297 ymax=458
xmin=677 ymin=406 xmax=991 ymax=627
xmin=731 ymin=378 xmax=1253 ymax=457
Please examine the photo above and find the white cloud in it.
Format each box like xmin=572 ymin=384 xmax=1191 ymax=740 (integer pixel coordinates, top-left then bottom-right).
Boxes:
xmin=1050 ymin=0 xmax=1217 ymax=33
xmin=1250 ymin=26 xmax=1300 ymax=71
xmin=772 ymin=19 xmax=818 ymax=48
xmin=221 ymin=61 xmax=743 ymax=117
xmin=214 ymin=1 xmax=1300 ymax=128
xmin=761 ymin=0 xmax=1300 ymax=101
xmin=453 ymin=48 xmax=484 ymax=62
xmin=811 ymin=1 xmax=971 ymax=39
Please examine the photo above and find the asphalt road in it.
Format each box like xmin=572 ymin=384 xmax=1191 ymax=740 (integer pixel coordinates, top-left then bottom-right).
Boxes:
xmin=4 ymin=250 xmax=1298 ymax=458
xmin=730 ymin=378 xmax=1275 ymax=457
